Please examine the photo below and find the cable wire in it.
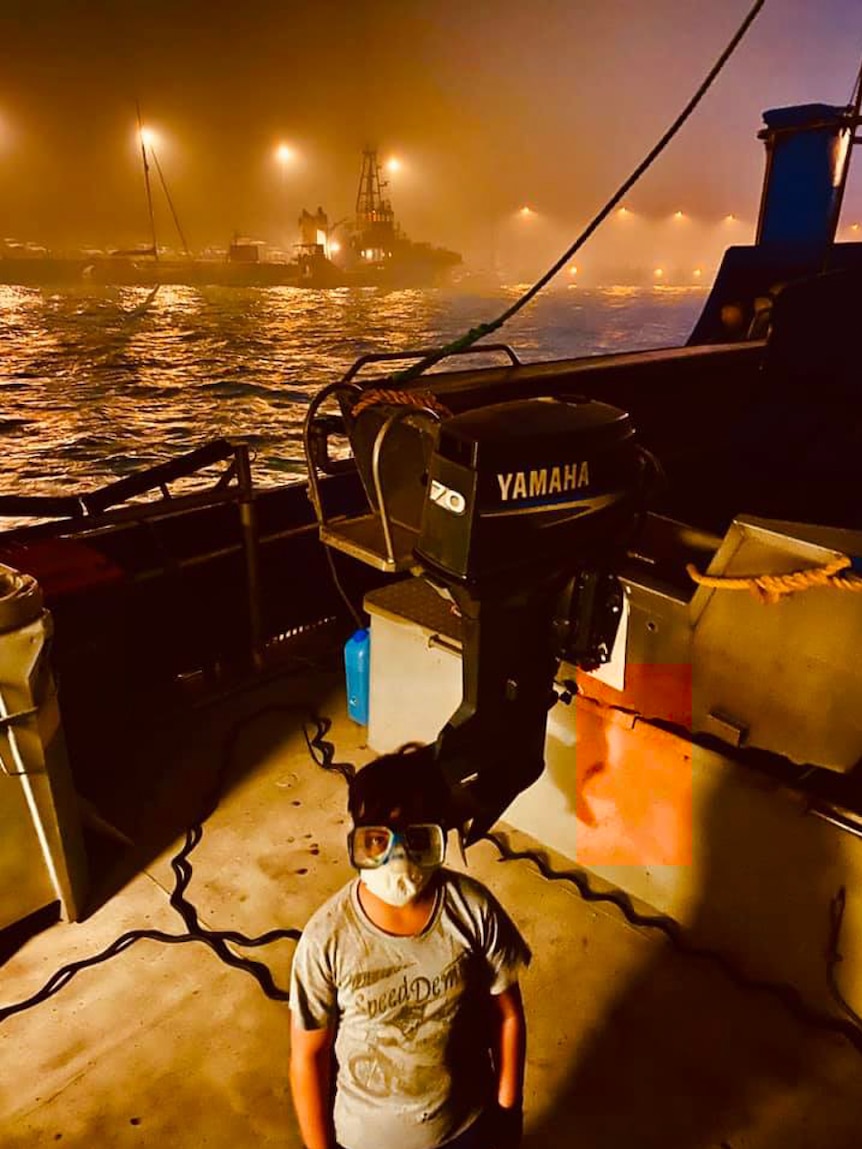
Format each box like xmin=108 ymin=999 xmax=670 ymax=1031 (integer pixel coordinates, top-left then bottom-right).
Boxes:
xmin=5 ymin=690 xmax=862 ymax=1068
xmin=482 ymin=829 xmax=862 ymax=1056
xmin=391 ymin=0 xmax=767 ymax=387
xmin=324 ymin=545 xmax=364 ymax=631
xmin=0 ymin=705 xmax=341 ymax=1024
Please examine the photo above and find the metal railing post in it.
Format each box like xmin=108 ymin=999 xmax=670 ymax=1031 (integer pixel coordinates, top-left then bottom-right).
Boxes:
xmin=234 ymin=442 xmax=264 ymax=671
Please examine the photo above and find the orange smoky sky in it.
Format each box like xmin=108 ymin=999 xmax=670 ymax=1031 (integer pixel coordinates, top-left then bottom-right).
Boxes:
xmin=0 ymin=0 xmax=859 ymax=268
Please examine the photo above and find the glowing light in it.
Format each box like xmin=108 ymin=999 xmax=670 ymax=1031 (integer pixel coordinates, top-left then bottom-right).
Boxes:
xmin=275 ymin=143 xmax=295 ymax=165
xmin=139 ymin=127 xmax=159 ymax=149
xmin=693 ymin=268 xmax=702 ymax=279
xmin=617 ymin=207 xmax=631 ymax=217
xmin=725 ymin=213 xmax=736 ymax=222
xmin=329 ymin=240 xmax=341 ymax=254
xmin=519 ymin=206 xmax=534 ymax=218
xmin=653 ymin=267 xmax=664 ymax=279
xmin=851 ymin=223 xmax=860 ymax=233
xmin=673 ymin=210 xmax=685 ymax=220
xmin=385 ymin=157 xmax=401 ymax=174
xmin=569 ymin=265 xmax=578 ymax=276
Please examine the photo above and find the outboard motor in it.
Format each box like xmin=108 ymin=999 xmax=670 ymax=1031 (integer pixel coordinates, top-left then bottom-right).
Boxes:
xmin=305 ymin=371 xmax=652 ymax=843
xmin=414 ymin=395 xmax=646 ymax=841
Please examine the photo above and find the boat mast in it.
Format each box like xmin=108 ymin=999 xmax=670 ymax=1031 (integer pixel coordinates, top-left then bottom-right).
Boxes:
xmin=135 ymin=100 xmax=159 ymax=260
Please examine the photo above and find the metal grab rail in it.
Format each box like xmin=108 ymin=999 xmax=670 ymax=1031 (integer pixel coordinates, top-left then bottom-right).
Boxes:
xmin=302 ymin=346 xmax=521 ymax=530
xmin=302 ymin=377 xmax=448 ymax=570
xmin=340 ymin=343 xmax=522 ymax=386
xmin=370 ymin=406 xmax=445 ymax=565
xmin=301 ymin=381 xmax=364 ymax=529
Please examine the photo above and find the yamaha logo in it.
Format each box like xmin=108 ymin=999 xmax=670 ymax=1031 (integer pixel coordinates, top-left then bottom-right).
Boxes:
xmin=497 ymin=460 xmax=590 ymax=501
xmin=429 ymin=479 xmax=466 ymax=515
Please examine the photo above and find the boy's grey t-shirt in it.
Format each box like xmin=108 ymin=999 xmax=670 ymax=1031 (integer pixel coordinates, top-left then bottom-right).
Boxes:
xmin=290 ymin=868 xmax=530 ymax=1149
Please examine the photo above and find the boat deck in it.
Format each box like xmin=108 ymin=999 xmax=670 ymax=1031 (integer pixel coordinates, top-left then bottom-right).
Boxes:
xmin=1 ymin=658 xmax=860 ymax=1148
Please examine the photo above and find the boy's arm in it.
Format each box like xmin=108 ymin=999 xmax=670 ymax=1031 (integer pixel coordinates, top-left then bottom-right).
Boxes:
xmin=491 ymin=981 xmax=527 ymax=1109
xmin=289 ymin=1020 xmax=337 ymax=1149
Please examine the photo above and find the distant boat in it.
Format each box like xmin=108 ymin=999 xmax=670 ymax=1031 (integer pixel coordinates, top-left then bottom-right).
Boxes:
xmin=295 ymin=148 xmax=462 ymax=288
xmin=0 ymin=143 xmax=461 ymax=290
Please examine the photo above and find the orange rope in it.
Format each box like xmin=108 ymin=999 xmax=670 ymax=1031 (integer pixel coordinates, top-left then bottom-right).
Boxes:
xmin=350 ymin=388 xmax=453 ymax=420
xmin=686 ymin=554 xmax=862 ymax=604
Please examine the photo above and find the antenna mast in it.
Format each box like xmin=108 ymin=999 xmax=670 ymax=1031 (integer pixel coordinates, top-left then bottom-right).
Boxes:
xmin=828 ymin=56 xmax=862 ymax=246
xmin=355 ymin=147 xmax=393 ymax=225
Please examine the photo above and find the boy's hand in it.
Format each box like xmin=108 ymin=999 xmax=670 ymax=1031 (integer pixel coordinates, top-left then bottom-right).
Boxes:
xmin=492 ymin=1101 xmax=523 ymax=1148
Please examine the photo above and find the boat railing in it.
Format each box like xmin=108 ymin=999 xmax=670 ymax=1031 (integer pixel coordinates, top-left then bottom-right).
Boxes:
xmin=0 ymin=438 xmax=268 ymax=668
xmin=0 ymin=438 xmax=245 ymax=525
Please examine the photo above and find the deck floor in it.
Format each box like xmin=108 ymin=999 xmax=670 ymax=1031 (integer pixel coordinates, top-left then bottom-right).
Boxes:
xmin=1 ymin=661 xmax=860 ymax=1148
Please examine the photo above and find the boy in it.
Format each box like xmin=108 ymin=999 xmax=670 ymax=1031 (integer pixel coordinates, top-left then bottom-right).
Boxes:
xmin=289 ymin=743 xmax=530 ymax=1149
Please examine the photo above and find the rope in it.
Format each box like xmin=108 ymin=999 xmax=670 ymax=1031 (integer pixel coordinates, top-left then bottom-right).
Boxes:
xmin=389 ymin=0 xmax=767 ymax=387
xmin=686 ymin=554 xmax=862 ymax=604
xmin=350 ymin=388 xmax=453 ymax=420
xmin=150 ymin=146 xmax=192 ymax=259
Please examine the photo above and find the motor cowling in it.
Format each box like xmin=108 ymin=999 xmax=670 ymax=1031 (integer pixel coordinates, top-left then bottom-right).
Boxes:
xmin=415 ymin=396 xmax=643 ymax=591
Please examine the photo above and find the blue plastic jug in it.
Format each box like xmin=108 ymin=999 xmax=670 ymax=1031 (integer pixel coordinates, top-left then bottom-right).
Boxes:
xmin=344 ymin=628 xmax=370 ymax=725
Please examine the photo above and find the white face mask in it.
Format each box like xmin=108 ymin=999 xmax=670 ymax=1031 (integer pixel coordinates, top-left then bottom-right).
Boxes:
xmin=359 ymin=854 xmax=437 ymax=908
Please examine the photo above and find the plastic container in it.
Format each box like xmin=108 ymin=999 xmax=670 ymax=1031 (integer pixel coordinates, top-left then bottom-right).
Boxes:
xmin=344 ymin=628 xmax=370 ymax=725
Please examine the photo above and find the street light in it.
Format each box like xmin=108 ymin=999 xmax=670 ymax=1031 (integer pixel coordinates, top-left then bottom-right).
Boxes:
xmin=385 ymin=157 xmax=401 ymax=174
xmin=275 ymin=143 xmax=296 ymax=190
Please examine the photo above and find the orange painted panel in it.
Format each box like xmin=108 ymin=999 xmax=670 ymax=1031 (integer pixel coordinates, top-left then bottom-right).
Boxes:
xmin=567 ymin=664 xmax=693 ymax=866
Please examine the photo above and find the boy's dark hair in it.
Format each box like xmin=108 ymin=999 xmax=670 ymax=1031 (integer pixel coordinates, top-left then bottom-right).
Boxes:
xmin=348 ymin=743 xmax=453 ymax=828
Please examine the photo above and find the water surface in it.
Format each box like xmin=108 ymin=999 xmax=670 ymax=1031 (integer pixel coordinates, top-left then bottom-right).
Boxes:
xmin=0 ymin=284 xmax=706 ymax=503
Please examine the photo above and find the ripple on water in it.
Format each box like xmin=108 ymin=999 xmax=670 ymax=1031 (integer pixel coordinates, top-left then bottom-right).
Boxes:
xmin=0 ymin=285 xmax=705 ymax=504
